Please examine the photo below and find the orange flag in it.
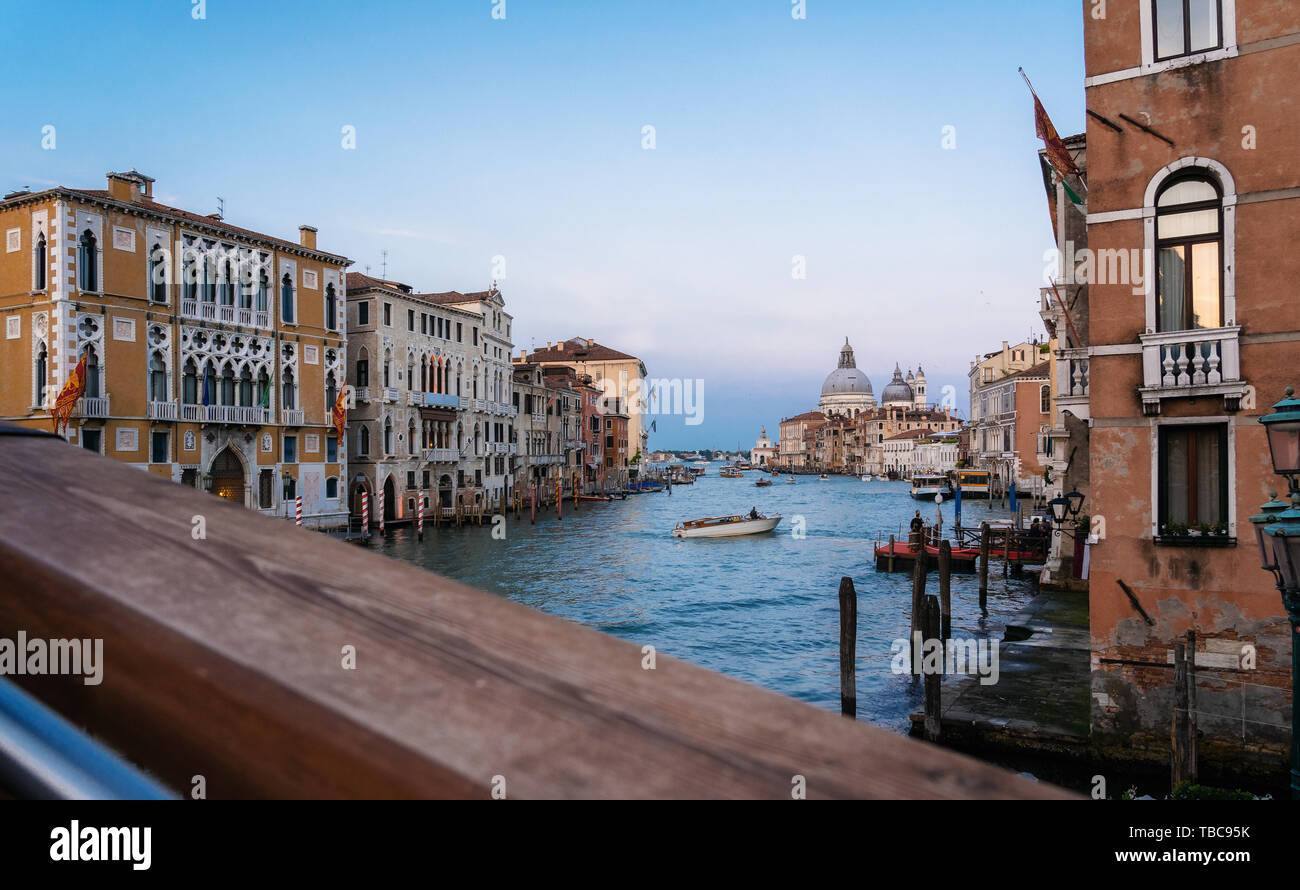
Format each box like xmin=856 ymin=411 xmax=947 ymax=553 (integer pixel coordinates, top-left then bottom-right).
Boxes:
xmin=51 ymin=354 xmax=87 ymax=435
xmin=332 ymin=386 xmax=348 ymax=446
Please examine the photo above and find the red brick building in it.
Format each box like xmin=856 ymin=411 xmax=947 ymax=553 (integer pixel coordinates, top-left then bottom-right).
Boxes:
xmin=1082 ymin=0 xmax=1298 ymax=777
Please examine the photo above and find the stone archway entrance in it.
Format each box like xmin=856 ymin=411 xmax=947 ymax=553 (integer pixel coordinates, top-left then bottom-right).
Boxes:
xmin=210 ymin=447 xmax=246 ymax=505
xmin=438 ymin=474 xmax=453 ymax=509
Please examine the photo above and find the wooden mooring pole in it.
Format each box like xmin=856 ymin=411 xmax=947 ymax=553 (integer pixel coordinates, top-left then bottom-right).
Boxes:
xmin=1172 ymin=630 xmax=1199 ymax=790
xmin=923 ymin=594 xmax=941 ymax=742
xmin=838 ymin=576 xmax=857 ymax=718
xmin=888 ymin=534 xmax=896 ymax=572
xmin=938 ymin=539 xmax=952 ymax=640
xmin=910 ymin=548 xmax=927 ymax=672
xmin=978 ymin=522 xmax=990 ymax=616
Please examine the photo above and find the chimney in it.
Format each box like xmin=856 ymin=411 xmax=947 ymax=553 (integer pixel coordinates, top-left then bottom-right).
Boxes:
xmin=106 ymin=170 xmax=147 ymax=203
xmin=299 ymin=225 xmax=318 ymax=249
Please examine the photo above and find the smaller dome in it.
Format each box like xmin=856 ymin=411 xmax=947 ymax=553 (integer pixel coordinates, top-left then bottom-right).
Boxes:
xmin=881 ymin=363 xmax=915 ymax=404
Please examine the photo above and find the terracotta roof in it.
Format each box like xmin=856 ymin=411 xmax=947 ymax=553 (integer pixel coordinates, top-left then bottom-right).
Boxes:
xmin=345 ymin=271 xmax=498 ymax=312
xmin=1004 ymin=361 xmax=1051 ymax=381
xmin=885 ymin=428 xmax=936 ymax=441
xmin=521 ymin=338 xmax=640 ymax=363
xmin=782 ymin=411 xmax=826 ymax=424
xmin=65 ymin=190 xmax=349 ymax=263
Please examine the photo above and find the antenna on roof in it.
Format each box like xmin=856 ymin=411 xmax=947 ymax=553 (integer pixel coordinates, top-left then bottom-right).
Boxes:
xmin=216 ymin=197 xmax=225 ymax=219
xmin=380 ymin=250 xmax=388 ymax=280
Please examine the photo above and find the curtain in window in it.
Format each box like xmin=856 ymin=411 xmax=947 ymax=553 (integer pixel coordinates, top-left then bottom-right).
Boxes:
xmin=1164 ymin=431 xmax=1190 ymax=525
xmin=1157 ymin=246 xmax=1186 ymax=331
xmin=1194 ymin=427 xmax=1221 ymax=524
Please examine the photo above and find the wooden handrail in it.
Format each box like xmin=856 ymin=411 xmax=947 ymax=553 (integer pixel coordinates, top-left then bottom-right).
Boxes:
xmin=0 ymin=428 xmax=1073 ymax=798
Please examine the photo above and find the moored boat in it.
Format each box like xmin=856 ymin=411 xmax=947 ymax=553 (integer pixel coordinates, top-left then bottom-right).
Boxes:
xmin=755 ymin=478 xmax=772 ymax=487
xmin=955 ymin=469 xmax=991 ymax=498
xmin=910 ymin=474 xmax=953 ymax=500
xmin=672 ymin=510 xmax=782 ymax=538
xmin=818 ymin=473 xmax=829 ymax=481
xmin=720 ymin=465 xmax=744 ymax=478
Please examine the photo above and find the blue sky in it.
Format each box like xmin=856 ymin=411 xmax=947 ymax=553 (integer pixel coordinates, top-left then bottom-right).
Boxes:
xmin=2 ymin=0 xmax=1084 ymax=450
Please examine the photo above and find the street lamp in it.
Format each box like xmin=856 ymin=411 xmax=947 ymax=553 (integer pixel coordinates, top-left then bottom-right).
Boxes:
xmin=1250 ymin=491 xmax=1288 ymax=581
xmin=1065 ymin=489 xmax=1085 ymax=519
xmin=1257 ymin=387 xmax=1300 ymax=799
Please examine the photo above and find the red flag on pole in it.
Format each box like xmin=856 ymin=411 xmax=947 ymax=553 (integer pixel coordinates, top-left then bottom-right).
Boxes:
xmin=51 ymin=354 xmax=87 ymax=435
xmin=1021 ymin=68 xmax=1083 ymax=181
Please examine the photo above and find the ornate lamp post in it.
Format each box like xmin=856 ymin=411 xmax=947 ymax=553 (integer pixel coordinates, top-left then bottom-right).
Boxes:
xmin=1257 ymin=386 xmax=1300 ymax=798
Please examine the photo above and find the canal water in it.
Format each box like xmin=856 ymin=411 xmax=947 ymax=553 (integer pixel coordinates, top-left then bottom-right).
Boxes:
xmin=375 ymin=466 xmax=1039 ymax=734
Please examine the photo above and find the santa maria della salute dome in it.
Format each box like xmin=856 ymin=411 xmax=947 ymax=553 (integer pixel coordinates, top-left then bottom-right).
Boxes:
xmin=817 ymin=339 xmax=927 ymax=418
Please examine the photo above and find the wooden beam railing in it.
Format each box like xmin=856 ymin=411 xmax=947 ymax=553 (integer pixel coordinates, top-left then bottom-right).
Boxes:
xmin=0 ymin=426 xmax=1073 ymax=799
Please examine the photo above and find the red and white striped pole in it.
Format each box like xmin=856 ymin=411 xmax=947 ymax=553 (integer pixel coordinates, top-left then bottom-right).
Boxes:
xmin=530 ymin=483 xmax=536 ymax=525
xmin=361 ymin=491 xmax=370 ymax=536
xmin=294 ymin=495 xmax=303 ymax=527
xmin=417 ymin=491 xmax=425 ymax=541
xmin=378 ymin=488 xmax=386 ymax=534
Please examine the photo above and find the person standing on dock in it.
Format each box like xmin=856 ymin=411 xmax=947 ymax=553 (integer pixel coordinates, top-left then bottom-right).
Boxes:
xmin=909 ymin=511 xmax=923 ymax=551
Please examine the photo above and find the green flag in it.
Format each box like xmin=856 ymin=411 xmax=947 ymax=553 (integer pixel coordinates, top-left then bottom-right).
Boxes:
xmin=260 ymin=381 xmax=271 ymax=408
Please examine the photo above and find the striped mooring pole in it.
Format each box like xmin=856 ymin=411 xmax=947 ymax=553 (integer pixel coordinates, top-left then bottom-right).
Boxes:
xmin=294 ymin=495 xmax=303 ymax=527
xmin=417 ymin=491 xmax=425 ymax=541
xmin=361 ymin=491 xmax=370 ymax=536
xmin=378 ymin=488 xmax=386 ymax=534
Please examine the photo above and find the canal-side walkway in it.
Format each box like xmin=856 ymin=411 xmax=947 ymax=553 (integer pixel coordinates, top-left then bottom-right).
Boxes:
xmin=909 ymin=588 xmax=1090 ymax=757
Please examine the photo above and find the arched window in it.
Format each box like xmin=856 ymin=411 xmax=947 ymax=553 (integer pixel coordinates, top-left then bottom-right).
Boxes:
xmin=183 ymin=245 xmax=199 ymax=303
xmin=220 ymin=365 xmax=236 ymax=406
xmin=78 ymin=231 xmax=98 ymax=292
xmin=1040 ymin=384 xmax=1051 ymax=414
xmin=256 ymin=268 xmax=269 ymax=312
xmin=282 ymin=367 xmax=296 ymax=410
xmin=34 ymin=233 xmax=47 ymax=291
xmin=384 ymin=418 xmax=393 ymax=455
xmin=83 ymin=346 xmax=101 ymax=398
xmin=359 ymin=425 xmax=371 ymax=456
xmin=182 ymin=359 xmax=198 ymax=404
xmin=325 ymin=372 xmax=338 ymax=414
xmin=383 ymin=350 xmax=391 ymax=388
xmin=35 ymin=342 xmax=48 ymax=406
xmin=408 ymin=418 xmax=418 ymax=456
xmin=280 ymin=273 xmax=294 ymax=323
xmin=325 ymin=283 xmax=337 ymax=331
xmin=238 ymin=366 xmax=254 ymax=407
xmin=1156 ymin=173 xmax=1222 ymax=332
xmin=149 ymin=353 xmax=167 ymax=402
xmin=220 ymin=257 xmax=236 ymax=306
xmin=149 ymin=244 xmax=167 ymax=303
xmin=257 ymin=370 xmax=270 ymax=410
xmin=202 ymin=361 xmax=216 ymax=405
xmin=202 ymin=249 xmax=216 ymax=303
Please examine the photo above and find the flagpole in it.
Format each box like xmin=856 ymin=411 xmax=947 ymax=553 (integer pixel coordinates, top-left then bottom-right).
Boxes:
xmin=1019 ymin=66 xmax=1087 ymax=194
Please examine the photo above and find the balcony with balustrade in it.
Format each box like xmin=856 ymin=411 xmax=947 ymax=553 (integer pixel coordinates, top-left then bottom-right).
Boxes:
xmin=423 ymin=448 xmax=459 ymax=463
xmin=180 ymin=404 xmax=272 ymax=425
xmin=147 ymin=400 xmax=178 ymax=421
xmin=282 ymin=408 xmax=305 ymax=426
xmin=354 ymin=386 xmax=370 ymax=403
xmin=473 ymin=398 xmax=487 ymax=412
xmin=74 ymin=395 xmax=111 ymax=419
xmin=382 ymin=388 xmax=399 ymax=404
xmin=180 ymin=299 xmax=270 ymax=330
xmin=1138 ymin=326 xmax=1245 ymax=416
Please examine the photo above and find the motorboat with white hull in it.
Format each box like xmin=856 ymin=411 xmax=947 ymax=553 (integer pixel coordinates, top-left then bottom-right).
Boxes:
xmin=672 ymin=510 xmax=782 ymax=538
